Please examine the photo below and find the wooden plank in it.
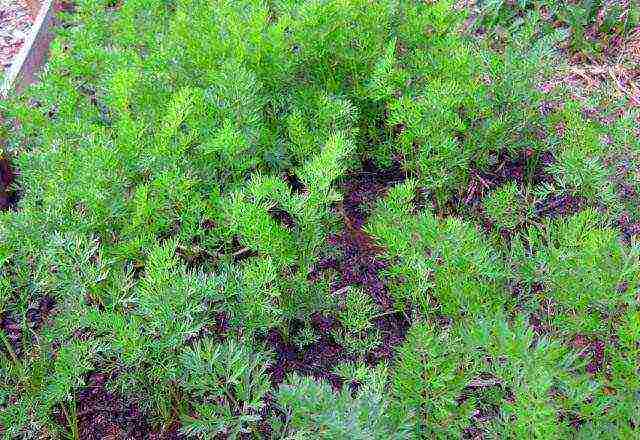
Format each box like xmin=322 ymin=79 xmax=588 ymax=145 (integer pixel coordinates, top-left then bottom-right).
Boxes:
xmin=1 ymin=0 xmax=55 ymax=96
xmin=24 ymin=0 xmax=42 ymax=19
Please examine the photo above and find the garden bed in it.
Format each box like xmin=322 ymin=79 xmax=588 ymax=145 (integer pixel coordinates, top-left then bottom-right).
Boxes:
xmin=1 ymin=1 xmax=639 ymax=438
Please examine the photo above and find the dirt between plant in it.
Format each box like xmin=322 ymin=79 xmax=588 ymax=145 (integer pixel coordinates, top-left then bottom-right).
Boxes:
xmin=0 ymin=156 xmax=18 ymax=210
xmin=267 ymin=161 xmax=411 ymax=390
xmin=0 ymin=295 xmax=55 ymax=358
xmin=534 ymin=193 xmax=586 ymax=219
xmin=463 ymin=149 xmax=590 ymax=240
xmin=464 ymin=149 xmax=555 ymax=207
xmin=619 ymin=211 xmax=640 ymax=242
xmin=55 ymin=371 xmax=183 ymax=440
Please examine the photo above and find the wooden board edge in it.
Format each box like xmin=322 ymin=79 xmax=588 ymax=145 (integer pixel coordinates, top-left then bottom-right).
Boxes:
xmin=1 ymin=0 xmax=55 ymax=97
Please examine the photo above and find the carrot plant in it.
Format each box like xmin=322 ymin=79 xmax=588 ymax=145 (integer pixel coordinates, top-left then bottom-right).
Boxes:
xmin=0 ymin=0 xmax=638 ymax=438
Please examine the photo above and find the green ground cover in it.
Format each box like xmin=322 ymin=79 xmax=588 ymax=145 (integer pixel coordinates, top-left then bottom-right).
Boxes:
xmin=0 ymin=0 xmax=639 ymax=438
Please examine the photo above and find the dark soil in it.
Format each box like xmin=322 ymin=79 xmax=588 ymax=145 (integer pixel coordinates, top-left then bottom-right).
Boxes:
xmin=324 ymin=229 xmax=389 ymax=307
xmin=172 ymin=220 xmax=220 ymax=270
xmin=268 ymin=207 xmax=296 ymax=229
xmin=618 ymin=212 xmax=640 ymax=242
xmin=0 ymin=156 xmax=18 ymax=211
xmin=340 ymin=160 xmax=405 ymax=229
xmin=252 ymin=394 xmax=284 ymax=439
xmin=463 ymin=150 xmax=555 ymax=206
xmin=185 ymin=311 xmax=230 ymax=347
xmin=0 ymin=296 xmax=55 ymax=358
xmin=26 ymin=295 xmax=56 ymax=329
xmin=571 ymin=334 xmax=606 ymax=375
xmin=534 ymin=193 xmax=586 ymax=219
xmin=266 ymin=317 xmax=345 ymax=390
xmin=175 ymin=244 xmax=217 ymax=270
xmin=369 ymin=311 xmax=411 ymax=363
xmin=319 ymin=160 xmax=406 ymax=308
xmin=58 ymin=371 xmax=183 ymax=440
xmin=230 ymin=236 xmax=258 ymax=262
xmin=267 ymin=161 xmax=410 ymax=390
xmin=459 ymin=374 xmax=510 ymax=439
xmin=529 ymin=311 xmax=552 ymax=337
xmin=457 ymin=373 xmax=514 ymax=439
xmin=468 ymin=150 xmax=587 ymax=238
xmin=0 ymin=314 xmax=22 ymax=357
xmin=324 ymin=160 xmax=410 ymax=359
xmin=284 ymin=172 xmax=305 ymax=194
